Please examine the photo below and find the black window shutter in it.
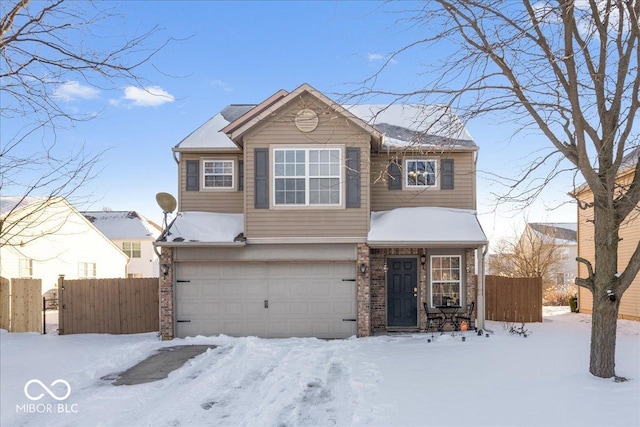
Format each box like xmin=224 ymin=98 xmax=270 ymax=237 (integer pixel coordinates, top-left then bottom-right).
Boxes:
xmin=238 ymin=159 xmax=244 ymax=191
xmin=186 ymin=160 xmax=199 ymax=191
xmin=346 ymin=147 xmax=361 ymax=208
xmin=388 ymin=161 xmax=402 ymax=190
xmin=254 ymin=148 xmax=268 ymax=209
xmin=441 ymin=159 xmax=454 ymax=190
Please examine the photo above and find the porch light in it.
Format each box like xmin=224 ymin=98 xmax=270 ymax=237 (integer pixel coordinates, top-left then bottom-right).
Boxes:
xmin=360 ymin=263 xmax=367 ymax=275
xmin=420 ymin=253 xmax=426 ymax=266
xmin=161 ymin=264 xmax=169 ymax=276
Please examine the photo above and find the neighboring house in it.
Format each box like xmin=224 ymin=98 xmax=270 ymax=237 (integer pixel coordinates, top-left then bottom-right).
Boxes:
xmin=156 ymin=83 xmax=488 ymax=339
xmin=576 ymin=152 xmax=640 ymax=321
xmin=83 ymin=210 xmax=162 ymax=278
xmin=0 ymin=197 xmax=129 ymax=293
xmin=523 ymin=222 xmax=578 ymax=291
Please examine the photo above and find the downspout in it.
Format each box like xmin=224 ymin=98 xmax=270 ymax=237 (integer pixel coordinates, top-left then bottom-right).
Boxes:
xmin=477 ymin=244 xmax=488 ymax=331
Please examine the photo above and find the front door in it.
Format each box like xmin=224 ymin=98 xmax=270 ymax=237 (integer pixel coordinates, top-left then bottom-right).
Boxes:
xmin=387 ymin=258 xmax=418 ymax=327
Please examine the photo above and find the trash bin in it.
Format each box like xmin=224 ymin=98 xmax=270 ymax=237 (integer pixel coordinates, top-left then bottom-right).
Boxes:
xmin=569 ymin=295 xmax=578 ymax=313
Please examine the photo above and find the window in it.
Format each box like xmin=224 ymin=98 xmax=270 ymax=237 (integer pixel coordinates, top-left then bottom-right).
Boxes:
xmin=122 ymin=242 xmax=141 ymax=258
xmin=273 ymin=148 xmax=342 ymax=206
xmin=78 ymin=262 xmax=96 ymax=278
xmin=406 ymin=159 xmax=437 ymax=188
xmin=430 ymin=255 xmax=462 ymax=307
xmin=203 ymin=160 xmax=234 ymax=188
xmin=19 ymin=258 xmax=33 ymax=278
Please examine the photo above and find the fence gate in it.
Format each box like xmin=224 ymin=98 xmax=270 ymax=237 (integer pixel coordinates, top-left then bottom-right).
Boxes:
xmin=485 ymin=275 xmax=543 ymax=323
xmin=0 ymin=277 xmax=43 ymax=333
xmin=59 ymin=277 xmax=159 ymax=335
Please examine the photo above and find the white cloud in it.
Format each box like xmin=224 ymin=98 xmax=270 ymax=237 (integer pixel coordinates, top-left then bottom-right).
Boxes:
xmin=209 ymin=79 xmax=233 ymax=92
xmin=111 ymin=85 xmax=175 ymax=108
xmin=52 ymin=81 xmax=100 ymax=101
xmin=366 ymin=53 xmax=397 ymax=65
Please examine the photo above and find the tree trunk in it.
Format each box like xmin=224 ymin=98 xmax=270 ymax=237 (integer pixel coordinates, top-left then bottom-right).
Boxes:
xmin=589 ymin=203 xmax=621 ymax=378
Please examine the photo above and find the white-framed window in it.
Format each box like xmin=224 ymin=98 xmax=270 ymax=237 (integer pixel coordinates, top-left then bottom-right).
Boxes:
xmin=405 ymin=159 xmax=437 ymax=188
xmin=122 ymin=242 xmax=141 ymax=258
xmin=78 ymin=262 xmax=97 ymax=278
xmin=19 ymin=258 xmax=33 ymax=278
xmin=273 ymin=147 xmax=342 ymax=206
xmin=430 ymin=255 xmax=462 ymax=307
xmin=203 ymin=160 xmax=234 ymax=189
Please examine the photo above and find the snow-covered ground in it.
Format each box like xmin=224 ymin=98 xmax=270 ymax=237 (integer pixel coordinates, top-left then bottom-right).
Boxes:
xmin=1 ymin=308 xmax=638 ymax=427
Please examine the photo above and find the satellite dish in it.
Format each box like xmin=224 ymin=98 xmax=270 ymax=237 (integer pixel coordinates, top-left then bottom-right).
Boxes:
xmin=156 ymin=192 xmax=177 ymax=213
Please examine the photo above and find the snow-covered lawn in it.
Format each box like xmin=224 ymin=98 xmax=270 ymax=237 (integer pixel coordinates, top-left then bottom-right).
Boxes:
xmin=1 ymin=308 xmax=638 ymax=427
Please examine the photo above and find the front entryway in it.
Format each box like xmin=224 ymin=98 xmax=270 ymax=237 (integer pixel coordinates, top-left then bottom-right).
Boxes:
xmin=386 ymin=258 xmax=418 ymax=327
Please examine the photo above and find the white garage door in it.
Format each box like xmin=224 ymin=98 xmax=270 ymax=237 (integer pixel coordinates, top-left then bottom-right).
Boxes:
xmin=175 ymin=262 xmax=357 ymax=339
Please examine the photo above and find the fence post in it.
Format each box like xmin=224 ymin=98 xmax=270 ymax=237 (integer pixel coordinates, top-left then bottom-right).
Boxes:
xmin=58 ymin=275 xmax=65 ymax=335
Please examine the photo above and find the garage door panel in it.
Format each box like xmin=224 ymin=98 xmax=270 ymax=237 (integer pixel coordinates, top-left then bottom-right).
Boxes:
xmin=175 ymin=261 xmax=356 ymax=338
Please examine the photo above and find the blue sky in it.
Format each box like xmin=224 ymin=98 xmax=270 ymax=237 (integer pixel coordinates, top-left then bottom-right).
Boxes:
xmin=3 ymin=1 xmax=577 ymax=245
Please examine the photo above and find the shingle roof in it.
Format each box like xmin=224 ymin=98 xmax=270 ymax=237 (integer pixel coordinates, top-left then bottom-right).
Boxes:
xmin=528 ymin=223 xmax=577 ymax=243
xmin=82 ymin=211 xmax=161 ymax=240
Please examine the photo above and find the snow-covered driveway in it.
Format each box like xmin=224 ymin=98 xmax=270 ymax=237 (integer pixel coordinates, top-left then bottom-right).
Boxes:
xmin=1 ymin=309 xmax=639 ymax=426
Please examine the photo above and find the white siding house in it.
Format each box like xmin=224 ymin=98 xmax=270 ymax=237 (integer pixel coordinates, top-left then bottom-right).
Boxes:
xmin=0 ymin=197 xmax=129 ymax=292
xmin=82 ymin=211 xmax=162 ymax=278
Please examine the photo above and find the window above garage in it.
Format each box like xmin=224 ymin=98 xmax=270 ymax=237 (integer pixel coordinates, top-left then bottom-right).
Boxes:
xmin=203 ymin=160 xmax=234 ymax=189
xmin=272 ymin=147 xmax=343 ymax=206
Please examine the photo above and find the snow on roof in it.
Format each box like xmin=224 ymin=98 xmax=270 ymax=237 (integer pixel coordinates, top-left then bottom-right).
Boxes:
xmin=345 ymin=104 xmax=476 ymax=150
xmin=175 ymin=105 xmax=255 ymax=150
xmin=175 ymin=101 xmax=475 ymax=151
xmin=528 ymin=223 xmax=577 ymax=244
xmin=83 ymin=211 xmax=162 ymax=240
xmin=368 ymin=207 xmax=487 ymax=246
xmin=162 ymin=212 xmax=244 ymax=243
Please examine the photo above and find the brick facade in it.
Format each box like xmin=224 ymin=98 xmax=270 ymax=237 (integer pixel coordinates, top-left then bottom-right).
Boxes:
xmin=368 ymin=247 xmax=477 ymax=332
xmin=356 ymin=243 xmax=371 ymax=337
xmin=159 ymin=246 xmax=174 ymax=340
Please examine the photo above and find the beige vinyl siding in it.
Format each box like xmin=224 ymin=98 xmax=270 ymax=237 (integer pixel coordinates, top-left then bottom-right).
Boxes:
xmin=244 ymin=95 xmax=371 ymax=239
xmin=370 ymin=151 xmax=476 ymax=211
xmin=179 ymin=153 xmax=244 ymax=213
xmin=577 ymin=173 xmax=640 ymax=320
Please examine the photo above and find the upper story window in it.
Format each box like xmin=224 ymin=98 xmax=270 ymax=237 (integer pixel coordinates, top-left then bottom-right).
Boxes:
xmin=122 ymin=242 xmax=141 ymax=258
xmin=203 ymin=160 xmax=234 ymax=189
xmin=273 ymin=148 xmax=342 ymax=206
xmin=19 ymin=258 xmax=33 ymax=278
xmin=78 ymin=262 xmax=96 ymax=279
xmin=406 ymin=159 xmax=437 ymax=188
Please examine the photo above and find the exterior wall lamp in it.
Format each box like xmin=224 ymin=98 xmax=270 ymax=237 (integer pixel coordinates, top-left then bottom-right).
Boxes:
xmin=420 ymin=253 xmax=426 ymax=266
xmin=161 ymin=264 xmax=169 ymax=276
xmin=360 ymin=263 xmax=367 ymax=275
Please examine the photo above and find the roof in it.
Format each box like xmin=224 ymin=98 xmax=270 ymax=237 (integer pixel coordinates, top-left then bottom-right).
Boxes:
xmin=368 ymin=207 xmax=487 ymax=247
xmin=174 ymin=105 xmax=255 ymax=151
xmin=345 ymin=104 xmax=476 ymax=150
xmin=174 ymin=85 xmax=475 ymax=152
xmin=157 ymin=212 xmax=244 ymax=245
xmin=82 ymin=211 xmax=162 ymax=240
xmin=528 ymin=223 xmax=577 ymax=244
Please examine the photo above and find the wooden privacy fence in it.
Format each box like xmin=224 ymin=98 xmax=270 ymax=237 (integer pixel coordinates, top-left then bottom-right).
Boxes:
xmin=0 ymin=277 xmax=43 ymax=333
xmin=59 ymin=277 xmax=158 ymax=335
xmin=485 ymin=275 xmax=543 ymax=323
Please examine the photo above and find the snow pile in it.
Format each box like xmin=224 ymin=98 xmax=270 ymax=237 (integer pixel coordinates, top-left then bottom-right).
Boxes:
xmin=2 ymin=309 xmax=639 ymax=426
xmin=164 ymin=212 xmax=244 ymax=243
xmin=368 ymin=207 xmax=488 ymax=245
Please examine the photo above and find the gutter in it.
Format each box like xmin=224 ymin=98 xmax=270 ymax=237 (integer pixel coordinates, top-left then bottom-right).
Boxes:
xmin=366 ymin=240 xmax=489 ymax=248
xmin=154 ymin=241 xmax=247 ymax=248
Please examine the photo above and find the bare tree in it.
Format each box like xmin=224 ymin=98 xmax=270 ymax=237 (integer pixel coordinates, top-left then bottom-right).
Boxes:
xmin=0 ymin=0 xmax=169 ymax=245
xmin=353 ymin=0 xmax=639 ymax=378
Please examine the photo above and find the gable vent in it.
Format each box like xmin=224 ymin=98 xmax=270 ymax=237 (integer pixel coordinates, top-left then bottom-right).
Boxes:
xmin=295 ymin=108 xmax=319 ymax=133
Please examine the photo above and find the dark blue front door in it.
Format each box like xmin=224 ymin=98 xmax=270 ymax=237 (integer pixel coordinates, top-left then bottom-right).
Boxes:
xmin=387 ymin=258 xmax=418 ymax=327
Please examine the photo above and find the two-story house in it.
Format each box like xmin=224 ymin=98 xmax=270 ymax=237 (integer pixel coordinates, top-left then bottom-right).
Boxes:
xmin=83 ymin=210 xmax=162 ymax=278
xmin=156 ymin=84 xmax=488 ymax=339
